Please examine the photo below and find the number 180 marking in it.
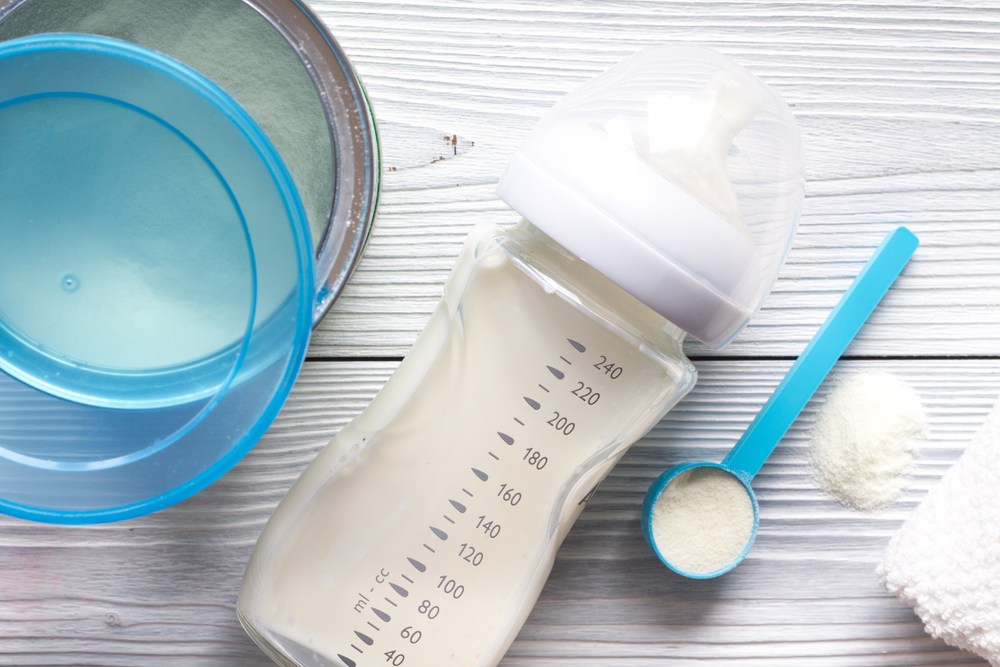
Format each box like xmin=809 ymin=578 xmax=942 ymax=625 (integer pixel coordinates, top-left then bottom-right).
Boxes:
xmin=522 ymin=448 xmax=548 ymax=469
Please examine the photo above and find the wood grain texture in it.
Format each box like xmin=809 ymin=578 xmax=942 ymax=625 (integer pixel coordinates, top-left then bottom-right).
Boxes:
xmin=2 ymin=360 xmax=997 ymax=666
xmin=307 ymin=0 xmax=1000 ymax=359
xmin=2 ymin=1 xmax=999 ymax=666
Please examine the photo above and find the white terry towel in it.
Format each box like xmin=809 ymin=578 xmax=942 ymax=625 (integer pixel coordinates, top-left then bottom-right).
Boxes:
xmin=878 ymin=398 xmax=1000 ymax=665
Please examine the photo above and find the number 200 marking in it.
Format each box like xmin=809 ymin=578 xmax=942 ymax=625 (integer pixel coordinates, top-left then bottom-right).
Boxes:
xmin=547 ymin=412 xmax=575 ymax=435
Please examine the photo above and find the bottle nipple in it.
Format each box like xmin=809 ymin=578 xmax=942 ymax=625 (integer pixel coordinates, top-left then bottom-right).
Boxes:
xmin=603 ymin=72 xmax=761 ymax=239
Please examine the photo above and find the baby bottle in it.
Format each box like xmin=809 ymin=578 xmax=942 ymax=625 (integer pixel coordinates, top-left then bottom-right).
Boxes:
xmin=238 ymin=45 xmax=804 ymax=667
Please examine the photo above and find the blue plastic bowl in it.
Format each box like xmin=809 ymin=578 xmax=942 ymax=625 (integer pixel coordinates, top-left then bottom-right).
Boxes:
xmin=0 ymin=34 xmax=313 ymax=523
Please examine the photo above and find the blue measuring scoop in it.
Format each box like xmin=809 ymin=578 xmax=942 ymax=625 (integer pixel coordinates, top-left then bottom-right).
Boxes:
xmin=641 ymin=226 xmax=920 ymax=578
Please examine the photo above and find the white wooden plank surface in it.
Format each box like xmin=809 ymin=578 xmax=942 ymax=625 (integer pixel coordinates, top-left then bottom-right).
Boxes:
xmin=307 ymin=0 xmax=1000 ymax=359
xmin=2 ymin=360 xmax=997 ymax=665
xmin=3 ymin=0 xmax=1000 ymax=665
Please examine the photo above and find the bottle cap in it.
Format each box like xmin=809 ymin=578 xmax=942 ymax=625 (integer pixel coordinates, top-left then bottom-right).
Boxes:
xmin=498 ymin=45 xmax=804 ymax=349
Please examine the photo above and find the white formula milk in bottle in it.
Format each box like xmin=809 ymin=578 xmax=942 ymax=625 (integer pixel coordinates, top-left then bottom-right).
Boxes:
xmin=238 ymin=44 xmax=805 ymax=667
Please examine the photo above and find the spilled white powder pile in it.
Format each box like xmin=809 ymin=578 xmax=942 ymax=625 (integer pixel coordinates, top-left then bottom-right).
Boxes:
xmin=878 ymin=399 xmax=1000 ymax=666
xmin=810 ymin=372 xmax=926 ymax=511
xmin=651 ymin=466 xmax=755 ymax=575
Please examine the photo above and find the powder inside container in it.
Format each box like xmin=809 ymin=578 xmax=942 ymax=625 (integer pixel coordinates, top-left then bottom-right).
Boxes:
xmin=651 ymin=467 xmax=755 ymax=575
xmin=0 ymin=0 xmax=333 ymax=251
xmin=810 ymin=372 xmax=926 ymax=511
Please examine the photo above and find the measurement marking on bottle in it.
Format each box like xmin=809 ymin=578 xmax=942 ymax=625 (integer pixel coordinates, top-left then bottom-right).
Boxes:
xmin=430 ymin=527 xmax=448 ymax=540
xmin=524 ymin=396 xmax=540 ymax=410
xmin=355 ymin=631 xmax=374 ymax=645
xmin=488 ymin=452 xmax=499 ymax=460
xmin=338 ymin=654 xmax=356 ymax=667
xmin=514 ymin=418 xmax=525 ymax=426
xmin=462 ymin=488 xmax=473 ymax=497
xmin=560 ymin=356 xmax=572 ymax=365
xmin=384 ymin=598 xmax=397 ymax=607
xmin=568 ymin=338 xmax=586 ymax=353
xmin=448 ymin=500 xmax=466 ymax=513
xmin=444 ymin=514 xmax=455 ymax=523
xmin=390 ymin=583 xmax=409 ymax=597
xmin=401 ymin=574 xmax=414 ymax=584
xmin=538 ymin=384 xmax=549 ymax=392
xmin=373 ymin=607 xmax=391 ymax=622
xmin=351 ymin=644 xmax=363 ymax=653
xmin=547 ymin=365 xmax=565 ymax=379
xmin=498 ymin=432 xmax=514 ymax=445
xmin=472 ymin=468 xmax=488 ymax=481
xmin=367 ymin=621 xmax=380 ymax=631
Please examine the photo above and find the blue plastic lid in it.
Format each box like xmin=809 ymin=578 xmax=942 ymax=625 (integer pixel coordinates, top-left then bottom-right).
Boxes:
xmin=0 ymin=34 xmax=314 ymax=523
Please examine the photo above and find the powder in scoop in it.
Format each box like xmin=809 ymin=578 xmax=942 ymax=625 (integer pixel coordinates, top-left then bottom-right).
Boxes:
xmin=810 ymin=372 xmax=926 ymax=511
xmin=650 ymin=466 xmax=755 ymax=575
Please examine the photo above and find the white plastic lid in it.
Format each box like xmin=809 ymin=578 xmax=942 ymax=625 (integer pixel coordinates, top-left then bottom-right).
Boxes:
xmin=497 ymin=45 xmax=805 ymax=349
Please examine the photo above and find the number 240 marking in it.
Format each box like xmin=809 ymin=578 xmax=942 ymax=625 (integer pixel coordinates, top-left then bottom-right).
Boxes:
xmin=593 ymin=356 xmax=623 ymax=379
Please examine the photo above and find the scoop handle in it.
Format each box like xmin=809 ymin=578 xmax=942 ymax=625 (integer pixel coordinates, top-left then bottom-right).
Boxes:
xmin=721 ymin=227 xmax=919 ymax=480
